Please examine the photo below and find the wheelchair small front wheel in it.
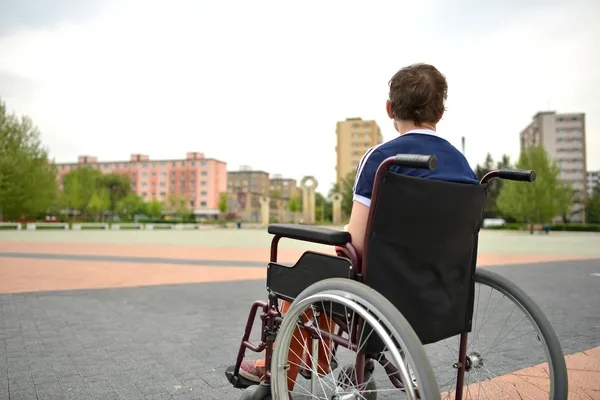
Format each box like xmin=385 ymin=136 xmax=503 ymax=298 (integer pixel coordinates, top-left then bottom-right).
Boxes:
xmin=271 ymin=278 xmax=440 ymax=399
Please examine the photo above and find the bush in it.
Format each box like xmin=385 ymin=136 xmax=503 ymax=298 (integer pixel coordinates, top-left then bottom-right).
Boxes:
xmin=484 ymin=223 xmax=600 ymax=232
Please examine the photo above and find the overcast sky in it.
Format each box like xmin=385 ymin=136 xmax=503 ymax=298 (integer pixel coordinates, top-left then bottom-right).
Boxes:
xmin=1 ymin=0 xmax=599 ymax=193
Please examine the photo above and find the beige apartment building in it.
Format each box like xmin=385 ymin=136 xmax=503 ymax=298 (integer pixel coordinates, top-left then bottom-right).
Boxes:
xmin=520 ymin=111 xmax=587 ymax=221
xmin=335 ymin=118 xmax=384 ymax=187
xmin=270 ymin=175 xmax=299 ymax=199
xmin=227 ymin=166 xmax=270 ymax=197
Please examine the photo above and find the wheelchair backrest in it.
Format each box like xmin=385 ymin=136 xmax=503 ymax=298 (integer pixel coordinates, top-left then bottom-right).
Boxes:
xmin=362 ymin=171 xmax=488 ymax=345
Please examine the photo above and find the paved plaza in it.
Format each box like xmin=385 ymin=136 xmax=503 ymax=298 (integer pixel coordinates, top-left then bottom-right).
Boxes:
xmin=0 ymin=229 xmax=599 ymax=399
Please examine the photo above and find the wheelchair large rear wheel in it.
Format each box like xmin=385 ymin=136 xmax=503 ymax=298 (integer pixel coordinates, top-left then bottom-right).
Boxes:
xmin=425 ymin=269 xmax=568 ymax=399
xmin=271 ymin=278 xmax=440 ymax=399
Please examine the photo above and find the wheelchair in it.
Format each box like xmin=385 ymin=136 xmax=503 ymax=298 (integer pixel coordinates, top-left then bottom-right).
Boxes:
xmin=225 ymin=154 xmax=569 ymax=399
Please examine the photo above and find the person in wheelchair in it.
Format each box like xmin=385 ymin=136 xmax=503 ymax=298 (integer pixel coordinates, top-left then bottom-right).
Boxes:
xmin=230 ymin=62 xmax=479 ymax=385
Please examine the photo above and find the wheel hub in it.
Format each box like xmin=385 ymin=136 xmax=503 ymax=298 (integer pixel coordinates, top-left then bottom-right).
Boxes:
xmin=466 ymin=352 xmax=484 ymax=371
xmin=332 ymin=389 xmax=360 ymax=400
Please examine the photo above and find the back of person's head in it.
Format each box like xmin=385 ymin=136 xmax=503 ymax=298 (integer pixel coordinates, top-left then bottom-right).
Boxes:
xmin=388 ymin=63 xmax=448 ymax=126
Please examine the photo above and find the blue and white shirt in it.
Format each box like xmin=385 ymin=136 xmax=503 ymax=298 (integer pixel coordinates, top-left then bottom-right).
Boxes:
xmin=353 ymin=129 xmax=479 ymax=207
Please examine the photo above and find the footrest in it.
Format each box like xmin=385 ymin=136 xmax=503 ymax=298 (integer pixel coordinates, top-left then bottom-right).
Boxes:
xmin=225 ymin=365 xmax=256 ymax=389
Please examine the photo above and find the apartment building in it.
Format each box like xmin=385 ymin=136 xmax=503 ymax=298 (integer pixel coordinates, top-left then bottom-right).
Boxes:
xmin=55 ymin=152 xmax=227 ymax=215
xmin=270 ymin=175 xmax=298 ymax=199
xmin=227 ymin=166 xmax=270 ymax=197
xmin=520 ymin=111 xmax=587 ymax=221
xmin=335 ymin=118 xmax=384 ymax=187
xmin=588 ymin=170 xmax=599 ymax=195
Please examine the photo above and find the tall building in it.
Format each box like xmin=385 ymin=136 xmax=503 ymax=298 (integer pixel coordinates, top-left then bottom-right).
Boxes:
xmin=227 ymin=166 xmax=270 ymax=197
xmin=520 ymin=111 xmax=587 ymax=221
xmin=588 ymin=170 xmax=599 ymax=195
xmin=335 ymin=118 xmax=384 ymax=187
xmin=55 ymin=152 xmax=227 ymax=216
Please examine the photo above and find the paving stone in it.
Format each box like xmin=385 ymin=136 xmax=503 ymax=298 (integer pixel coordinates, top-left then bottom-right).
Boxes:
xmin=1 ymin=260 xmax=599 ymax=399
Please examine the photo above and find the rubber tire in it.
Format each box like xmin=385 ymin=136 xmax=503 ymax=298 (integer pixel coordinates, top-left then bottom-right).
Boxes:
xmin=474 ymin=269 xmax=568 ymax=399
xmin=272 ymin=278 xmax=440 ymax=399
xmin=239 ymin=384 xmax=271 ymax=400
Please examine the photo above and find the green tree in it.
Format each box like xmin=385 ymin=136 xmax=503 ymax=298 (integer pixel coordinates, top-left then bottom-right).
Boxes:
xmin=115 ymin=194 xmax=145 ymax=221
xmin=315 ymin=192 xmax=332 ymax=223
xmin=61 ymin=166 xmax=104 ymax=217
xmin=329 ymin=172 xmax=355 ymax=217
xmin=0 ymin=99 xmax=59 ymax=220
xmin=218 ymin=193 xmax=228 ymax=213
xmin=99 ymin=173 xmax=133 ymax=212
xmin=475 ymin=153 xmax=513 ymax=219
xmin=497 ymin=145 xmax=572 ymax=231
xmin=146 ymin=199 xmax=164 ymax=220
xmin=287 ymin=196 xmax=301 ymax=213
xmin=586 ymin=187 xmax=600 ymax=223
xmin=167 ymin=194 xmax=189 ymax=220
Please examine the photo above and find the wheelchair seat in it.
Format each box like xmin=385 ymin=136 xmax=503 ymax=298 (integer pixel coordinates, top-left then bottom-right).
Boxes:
xmin=267 ymin=224 xmax=351 ymax=246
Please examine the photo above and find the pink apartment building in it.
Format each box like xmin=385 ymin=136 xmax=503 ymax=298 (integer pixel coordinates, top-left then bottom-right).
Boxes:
xmin=55 ymin=152 xmax=227 ymax=216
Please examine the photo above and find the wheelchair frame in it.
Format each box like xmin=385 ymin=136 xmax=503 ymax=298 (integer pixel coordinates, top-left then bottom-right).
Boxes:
xmin=226 ymin=154 xmax=538 ymax=399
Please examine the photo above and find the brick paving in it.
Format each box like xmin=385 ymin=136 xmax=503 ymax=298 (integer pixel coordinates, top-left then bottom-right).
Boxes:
xmin=0 ymin=231 xmax=599 ymax=399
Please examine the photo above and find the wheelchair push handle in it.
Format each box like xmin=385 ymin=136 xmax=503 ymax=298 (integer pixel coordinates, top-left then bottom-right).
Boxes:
xmin=498 ymin=168 xmax=536 ymax=182
xmin=394 ymin=154 xmax=437 ymax=170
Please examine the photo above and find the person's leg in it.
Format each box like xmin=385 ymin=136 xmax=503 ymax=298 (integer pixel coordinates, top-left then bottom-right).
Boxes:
xmin=237 ymin=300 xmax=336 ymax=390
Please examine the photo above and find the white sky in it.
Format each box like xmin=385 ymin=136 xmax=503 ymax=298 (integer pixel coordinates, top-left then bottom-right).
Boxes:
xmin=1 ymin=0 xmax=599 ymax=194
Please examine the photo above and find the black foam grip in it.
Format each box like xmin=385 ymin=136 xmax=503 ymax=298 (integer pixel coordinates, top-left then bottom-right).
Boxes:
xmin=394 ymin=154 xmax=437 ymax=170
xmin=498 ymin=168 xmax=536 ymax=182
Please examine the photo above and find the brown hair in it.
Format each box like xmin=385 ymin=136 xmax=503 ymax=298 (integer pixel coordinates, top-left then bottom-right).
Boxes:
xmin=388 ymin=63 xmax=448 ymax=126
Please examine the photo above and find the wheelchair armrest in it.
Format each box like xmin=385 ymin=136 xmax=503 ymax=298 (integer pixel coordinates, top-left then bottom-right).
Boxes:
xmin=268 ymin=223 xmax=351 ymax=246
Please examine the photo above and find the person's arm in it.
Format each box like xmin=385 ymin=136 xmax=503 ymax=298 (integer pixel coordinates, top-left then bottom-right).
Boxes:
xmin=347 ymin=148 xmax=385 ymax=259
xmin=347 ymin=201 xmax=370 ymax=256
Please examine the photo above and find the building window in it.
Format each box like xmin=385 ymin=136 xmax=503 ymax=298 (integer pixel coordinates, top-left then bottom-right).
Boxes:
xmin=160 ymin=172 xmax=166 ymax=178
xmin=160 ymin=192 xmax=166 ymax=197
xmin=160 ymin=162 xmax=166 ymax=167
xmin=200 ymin=201 xmax=207 ymax=207
xmin=201 ymin=171 xmax=207 ymax=176
xmin=152 ymin=172 xmax=156 ymax=177
xmin=142 ymin=172 xmax=148 ymax=177
xmin=142 ymin=163 xmax=147 ymax=168
xmin=352 ymin=132 xmax=360 ymax=138
xmin=201 ymin=191 xmax=207 ymax=196
xmin=160 ymin=182 xmax=166 ymax=187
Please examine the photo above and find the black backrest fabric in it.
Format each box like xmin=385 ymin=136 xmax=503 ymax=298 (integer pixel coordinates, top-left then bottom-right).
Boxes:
xmin=363 ymin=172 xmax=487 ymax=345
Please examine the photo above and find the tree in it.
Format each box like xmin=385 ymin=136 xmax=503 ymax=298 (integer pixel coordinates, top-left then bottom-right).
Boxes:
xmin=167 ymin=194 xmax=189 ymax=220
xmin=586 ymin=187 xmax=600 ymax=224
xmin=315 ymin=192 xmax=332 ymax=222
xmin=115 ymin=194 xmax=145 ymax=221
xmin=61 ymin=166 xmax=104 ymax=217
xmin=218 ymin=193 xmax=228 ymax=217
xmin=475 ymin=153 xmax=512 ymax=219
xmin=329 ymin=172 xmax=355 ymax=218
xmin=146 ymin=199 xmax=164 ymax=220
xmin=287 ymin=196 xmax=301 ymax=213
xmin=99 ymin=173 xmax=133 ymax=213
xmin=497 ymin=145 xmax=572 ymax=230
xmin=0 ymin=99 xmax=59 ymax=220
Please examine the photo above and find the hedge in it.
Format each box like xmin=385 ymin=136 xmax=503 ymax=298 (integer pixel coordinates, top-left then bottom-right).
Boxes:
xmin=485 ymin=223 xmax=600 ymax=232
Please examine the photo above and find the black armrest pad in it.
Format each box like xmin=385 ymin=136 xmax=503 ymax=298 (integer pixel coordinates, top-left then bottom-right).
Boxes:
xmin=268 ymin=224 xmax=351 ymax=246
